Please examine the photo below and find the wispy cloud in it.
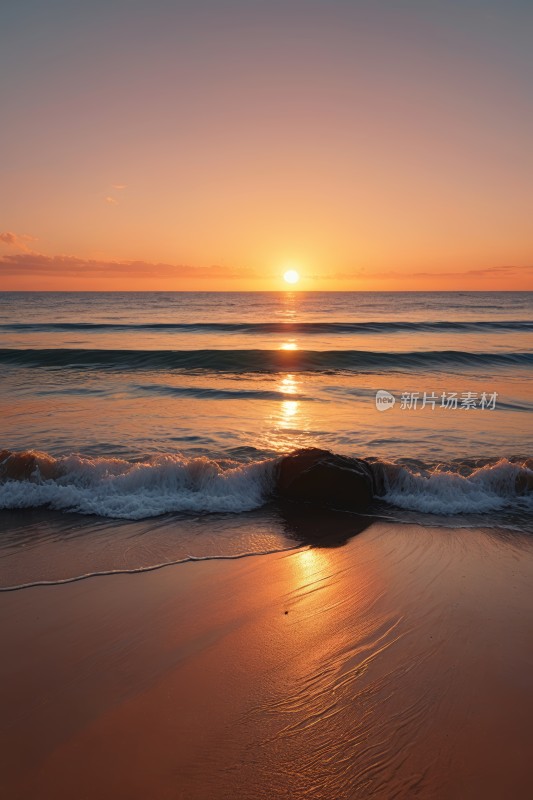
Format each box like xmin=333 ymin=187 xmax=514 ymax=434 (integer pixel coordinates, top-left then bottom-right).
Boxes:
xmin=0 ymin=252 xmax=250 ymax=281
xmin=0 ymin=231 xmax=37 ymax=253
xmin=406 ymin=266 xmax=533 ymax=279
xmin=333 ymin=265 xmax=533 ymax=281
xmin=105 ymin=184 xmax=126 ymax=205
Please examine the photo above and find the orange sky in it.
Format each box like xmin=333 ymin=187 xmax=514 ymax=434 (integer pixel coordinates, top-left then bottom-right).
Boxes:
xmin=1 ymin=1 xmax=532 ymax=291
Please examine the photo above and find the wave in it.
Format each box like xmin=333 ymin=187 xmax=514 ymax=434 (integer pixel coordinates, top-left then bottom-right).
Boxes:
xmin=1 ymin=320 xmax=532 ymax=333
xmin=381 ymin=459 xmax=533 ymax=515
xmin=0 ymin=449 xmax=531 ymax=520
xmin=0 ymin=452 xmax=277 ymax=519
xmin=1 ymin=348 xmax=531 ymax=372
xmin=129 ymin=384 xmax=312 ymax=401
xmin=0 ymin=546 xmax=303 ymax=593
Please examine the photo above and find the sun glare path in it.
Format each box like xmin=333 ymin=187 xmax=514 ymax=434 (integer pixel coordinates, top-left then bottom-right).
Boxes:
xmin=280 ymin=374 xmax=298 ymax=394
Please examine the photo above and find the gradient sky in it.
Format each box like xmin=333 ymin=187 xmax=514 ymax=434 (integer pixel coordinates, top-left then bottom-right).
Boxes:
xmin=1 ymin=0 xmax=532 ymax=290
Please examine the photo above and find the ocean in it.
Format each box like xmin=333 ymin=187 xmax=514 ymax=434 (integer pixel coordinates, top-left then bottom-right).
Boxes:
xmin=0 ymin=291 xmax=532 ymax=589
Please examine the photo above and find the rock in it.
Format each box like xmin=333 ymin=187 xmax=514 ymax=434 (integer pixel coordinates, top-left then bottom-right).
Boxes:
xmin=276 ymin=448 xmax=376 ymax=511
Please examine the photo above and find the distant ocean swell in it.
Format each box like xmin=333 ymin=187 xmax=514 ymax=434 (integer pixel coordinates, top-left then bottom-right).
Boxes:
xmin=0 ymin=449 xmax=531 ymax=520
xmin=1 ymin=320 xmax=532 ymax=333
xmin=1 ymin=348 xmax=531 ymax=372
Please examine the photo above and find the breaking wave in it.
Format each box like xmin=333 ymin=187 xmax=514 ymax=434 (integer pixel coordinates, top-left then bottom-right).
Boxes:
xmin=0 ymin=452 xmax=277 ymax=519
xmin=0 ymin=449 xmax=531 ymax=521
xmin=381 ymin=458 xmax=533 ymax=515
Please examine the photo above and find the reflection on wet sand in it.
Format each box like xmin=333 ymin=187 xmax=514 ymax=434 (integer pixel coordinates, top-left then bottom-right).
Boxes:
xmin=4 ymin=523 xmax=532 ymax=799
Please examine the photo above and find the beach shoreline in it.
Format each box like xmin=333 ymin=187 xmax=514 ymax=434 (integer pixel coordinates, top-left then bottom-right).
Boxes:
xmin=2 ymin=519 xmax=532 ymax=799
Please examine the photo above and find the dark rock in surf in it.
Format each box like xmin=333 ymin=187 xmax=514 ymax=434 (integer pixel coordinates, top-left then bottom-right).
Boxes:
xmin=276 ymin=448 xmax=376 ymax=511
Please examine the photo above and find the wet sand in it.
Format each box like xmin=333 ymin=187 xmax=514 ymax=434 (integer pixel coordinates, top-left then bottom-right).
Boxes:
xmin=1 ymin=520 xmax=533 ymax=799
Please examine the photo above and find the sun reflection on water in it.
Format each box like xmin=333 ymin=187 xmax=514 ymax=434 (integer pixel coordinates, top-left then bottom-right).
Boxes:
xmin=281 ymin=399 xmax=299 ymax=421
xmin=280 ymin=374 xmax=298 ymax=396
xmin=257 ymin=371 xmax=315 ymax=453
xmin=276 ymin=290 xmax=299 ymax=321
xmin=279 ymin=374 xmax=300 ymax=427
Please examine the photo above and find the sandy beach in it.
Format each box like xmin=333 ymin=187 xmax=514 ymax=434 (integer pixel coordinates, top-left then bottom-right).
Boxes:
xmin=2 ymin=519 xmax=533 ymax=800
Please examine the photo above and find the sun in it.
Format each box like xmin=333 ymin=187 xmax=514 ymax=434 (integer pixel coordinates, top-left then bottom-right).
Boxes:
xmin=283 ymin=269 xmax=300 ymax=285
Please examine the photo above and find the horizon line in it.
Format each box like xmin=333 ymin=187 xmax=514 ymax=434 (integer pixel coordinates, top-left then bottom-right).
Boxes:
xmin=1 ymin=289 xmax=532 ymax=294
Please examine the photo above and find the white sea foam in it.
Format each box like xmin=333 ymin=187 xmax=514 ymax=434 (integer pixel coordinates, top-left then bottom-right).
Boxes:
xmin=0 ymin=453 xmax=277 ymax=519
xmin=0 ymin=451 xmax=531 ymax=520
xmin=382 ymin=459 xmax=533 ymax=515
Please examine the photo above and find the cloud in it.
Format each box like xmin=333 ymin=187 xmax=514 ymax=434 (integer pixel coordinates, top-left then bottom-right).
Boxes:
xmin=0 ymin=231 xmax=37 ymax=253
xmin=408 ymin=265 xmax=533 ymax=278
xmin=0 ymin=232 xmax=18 ymax=246
xmin=105 ymin=184 xmax=126 ymax=204
xmin=334 ymin=265 xmax=533 ymax=281
xmin=0 ymin=252 xmax=251 ymax=281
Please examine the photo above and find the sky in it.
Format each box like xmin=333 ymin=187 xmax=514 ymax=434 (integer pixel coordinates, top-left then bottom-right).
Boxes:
xmin=1 ymin=0 xmax=532 ymax=290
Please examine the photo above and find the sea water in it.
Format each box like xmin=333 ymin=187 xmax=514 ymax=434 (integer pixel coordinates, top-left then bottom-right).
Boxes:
xmin=0 ymin=291 xmax=532 ymax=587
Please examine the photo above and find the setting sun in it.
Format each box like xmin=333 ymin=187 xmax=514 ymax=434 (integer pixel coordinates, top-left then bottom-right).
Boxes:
xmin=283 ymin=270 xmax=300 ymax=285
